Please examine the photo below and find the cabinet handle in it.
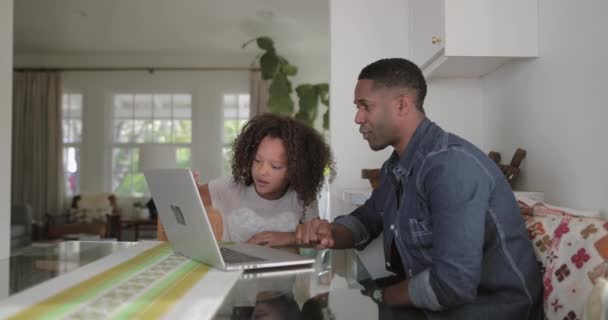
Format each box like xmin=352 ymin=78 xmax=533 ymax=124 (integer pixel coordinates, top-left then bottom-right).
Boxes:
xmin=431 ymin=36 xmax=442 ymax=44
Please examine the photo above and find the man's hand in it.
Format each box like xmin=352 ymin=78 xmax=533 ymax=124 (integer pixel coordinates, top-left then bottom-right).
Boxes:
xmin=246 ymin=231 xmax=295 ymax=247
xmin=295 ymin=218 xmax=335 ymax=248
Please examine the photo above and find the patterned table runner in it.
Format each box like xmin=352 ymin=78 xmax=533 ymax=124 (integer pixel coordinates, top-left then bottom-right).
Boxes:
xmin=1 ymin=242 xmax=241 ymax=320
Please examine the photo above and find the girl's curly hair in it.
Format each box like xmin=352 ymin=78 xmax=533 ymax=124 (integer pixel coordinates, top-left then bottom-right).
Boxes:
xmin=231 ymin=113 xmax=336 ymax=209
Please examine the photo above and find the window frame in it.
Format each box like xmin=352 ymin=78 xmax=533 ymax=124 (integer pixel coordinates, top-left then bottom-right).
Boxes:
xmin=107 ymin=92 xmax=194 ymax=197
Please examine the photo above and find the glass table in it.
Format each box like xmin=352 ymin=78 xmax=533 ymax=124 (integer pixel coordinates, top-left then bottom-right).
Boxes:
xmin=2 ymin=241 xmax=137 ymax=297
xmin=213 ymin=249 xmax=426 ymax=320
xmin=0 ymin=242 xmax=425 ymax=319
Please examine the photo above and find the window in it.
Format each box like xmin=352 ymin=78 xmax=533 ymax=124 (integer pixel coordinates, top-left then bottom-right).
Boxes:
xmin=62 ymin=93 xmax=83 ymax=197
xmin=222 ymin=94 xmax=250 ymax=175
xmin=111 ymin=94 xmax=192 ymax=196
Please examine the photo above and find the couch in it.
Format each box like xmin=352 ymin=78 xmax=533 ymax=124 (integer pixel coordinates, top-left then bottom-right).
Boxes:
xmin=45 ymin=193 xmax=121 ymax=239
xmin=518 ymin=196 xmax=608 ymax=320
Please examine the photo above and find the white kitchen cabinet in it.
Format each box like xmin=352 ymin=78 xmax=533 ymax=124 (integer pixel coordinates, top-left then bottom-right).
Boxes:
xmin=409 ymin=0 xmax=539 ymax=78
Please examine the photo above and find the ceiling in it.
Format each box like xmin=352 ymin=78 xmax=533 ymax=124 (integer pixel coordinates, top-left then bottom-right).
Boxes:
xmin=13 ymin=0 xmax=329 ymax=57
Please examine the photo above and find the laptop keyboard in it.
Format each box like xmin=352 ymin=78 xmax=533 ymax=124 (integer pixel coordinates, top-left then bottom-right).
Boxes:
xmin=220 ymin=247 xmax=265 ymax=263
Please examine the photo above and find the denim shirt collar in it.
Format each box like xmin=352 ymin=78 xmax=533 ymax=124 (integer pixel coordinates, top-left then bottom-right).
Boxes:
xmin=383 ymin=117 xmax=432 ymax=181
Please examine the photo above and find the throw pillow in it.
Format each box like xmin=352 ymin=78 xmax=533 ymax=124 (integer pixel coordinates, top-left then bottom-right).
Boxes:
xmin=526 ymin=213 xmax=608 ymax=320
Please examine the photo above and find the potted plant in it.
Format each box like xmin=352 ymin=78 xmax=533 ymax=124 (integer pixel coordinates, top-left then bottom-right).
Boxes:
xmin=243 ymin=36 xmax=330 ymax=130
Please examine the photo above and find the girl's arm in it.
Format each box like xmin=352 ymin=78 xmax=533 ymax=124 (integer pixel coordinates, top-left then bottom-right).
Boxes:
xmin=198 ymin=183 xmax=223 ymax=241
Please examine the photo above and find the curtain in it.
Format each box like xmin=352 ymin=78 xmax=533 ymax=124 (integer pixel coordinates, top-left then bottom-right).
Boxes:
xmin=249 ymin=70 xmax=269 ymax=116
xmin=11 ymin=72 xmax=64 ymax=222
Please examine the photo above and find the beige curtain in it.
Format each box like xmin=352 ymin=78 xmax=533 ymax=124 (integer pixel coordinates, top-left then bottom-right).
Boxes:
xmin=249 ymin=70 xmax=270 ymax=116
xmin=11 ymin=72 xmax=64 ymax=222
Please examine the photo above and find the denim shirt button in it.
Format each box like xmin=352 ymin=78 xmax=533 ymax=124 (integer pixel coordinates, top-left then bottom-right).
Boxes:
xmin=390 ymin=224 xmax=395 ymax=230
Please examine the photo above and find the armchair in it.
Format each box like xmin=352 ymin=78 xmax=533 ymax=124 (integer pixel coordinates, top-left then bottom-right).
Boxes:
xmin=45 ymin=193 xmax=121 ymax=240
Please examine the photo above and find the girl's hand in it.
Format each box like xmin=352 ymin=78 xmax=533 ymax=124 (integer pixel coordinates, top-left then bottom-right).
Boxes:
xmin=246 ymin=231 xmax=295 ymax=247
xmin=191 ymin=170 xmax=201 ymax=185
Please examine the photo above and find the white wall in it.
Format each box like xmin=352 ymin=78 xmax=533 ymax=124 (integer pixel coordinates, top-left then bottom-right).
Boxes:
xmin=1 ymin=0 xmax=13 ymax=260
xmin=329 ymin=0 xmax=407 ymax=215
xmin=482 ymin=0 xmax=608 ymax=214
xmin=329 ymin=0 xmax=484 ymax=216
xmin=426 ymin=78 xmax=484 ymax=149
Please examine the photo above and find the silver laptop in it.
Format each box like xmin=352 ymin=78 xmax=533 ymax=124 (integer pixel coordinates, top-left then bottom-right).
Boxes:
xmin=144 ymin=168 xmax=314 ymax=271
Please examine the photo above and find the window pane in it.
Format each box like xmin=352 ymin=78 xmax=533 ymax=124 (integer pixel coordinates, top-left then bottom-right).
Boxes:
xmin=112 ymin=148 xmax=134 ymax=194
xmin=222 ymin=147 xmax=233 ymax=176
xmin=238 ymin=94 xmax=250 ymax=119
xmin=131 ymin=172 xmax=147 ymax=197
xmin=109 ymin=93 xmax=192 ymax=196
xmin=62 ymin=120 xmax=71 ymax=143
xmin=152 ymin=120 xmax=173 ymax=143
xmin=173 ymin=94 xmax=192 ymax=119
xmin=134 ymin=94 xmax=153 ymax=119
xmin=113 ymin=119 xmax=133 ymax=143
xmin=69 ymin=94 xmax=83 ymax=119
xmin=176 ymin=147 xmax=191 ymax=168
xmin=68 ymin=119 xmax=82 ymax=143
xmin=63 ymin=147 xmax=80 ymax=196
xmin=153 ymin=94 xmax=172 ymax=119
xmin=223 ymin=94 xmax=238 ymax=118
xmin=114 ymin=94 xmax=133 ymax=119
xmin=173 ymin=120 xmax=192 ymax=143
xmin=223 ymin=119 xmax=241 ymax=144
xmin=62 ymin=95 xmax=69 ymax=115
xmin=133 ymin=119 xmax=152 ymax=143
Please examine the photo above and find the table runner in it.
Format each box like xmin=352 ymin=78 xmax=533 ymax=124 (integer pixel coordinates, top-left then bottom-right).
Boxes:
xmin=0 ymin=242 xmax=241 ymax=319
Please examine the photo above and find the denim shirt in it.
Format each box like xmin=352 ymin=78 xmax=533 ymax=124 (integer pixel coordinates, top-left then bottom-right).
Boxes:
xmin=334 ymin=119 xmax=543 ymax=319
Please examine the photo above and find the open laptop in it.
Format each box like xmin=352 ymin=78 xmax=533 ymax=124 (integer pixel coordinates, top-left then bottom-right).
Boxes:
xmin=144 ymin=168 xmax=314 ymax=271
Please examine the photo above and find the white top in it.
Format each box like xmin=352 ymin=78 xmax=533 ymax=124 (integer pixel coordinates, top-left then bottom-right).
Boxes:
xmin=209 ymin=177 xmax=319 ymax=242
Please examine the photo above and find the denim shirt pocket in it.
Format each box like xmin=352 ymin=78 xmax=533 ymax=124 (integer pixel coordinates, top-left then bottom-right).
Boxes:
xmin=408 ymin=217 xmax=433 ymax=264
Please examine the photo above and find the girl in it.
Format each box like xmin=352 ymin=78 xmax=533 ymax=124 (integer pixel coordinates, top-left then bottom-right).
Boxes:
xmin=198 ymin=113 xmax=335 ymax=247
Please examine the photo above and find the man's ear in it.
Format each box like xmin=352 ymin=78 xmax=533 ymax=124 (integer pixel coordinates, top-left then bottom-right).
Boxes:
xmin=397 ymin=94 xmax=414 ymax=115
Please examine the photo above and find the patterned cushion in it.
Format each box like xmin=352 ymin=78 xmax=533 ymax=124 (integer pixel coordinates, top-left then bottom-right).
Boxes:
xmin=524 ymin=211 xmax=608 ymax=320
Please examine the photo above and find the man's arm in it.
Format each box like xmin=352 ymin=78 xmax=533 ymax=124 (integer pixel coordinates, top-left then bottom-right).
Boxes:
xmin=382 ymin=280 xmax=413 ymax=306
xmin=294 ymin=219 xmax=355 ymax=249
xmin=407 ymin=150 xmax=493 ymax=310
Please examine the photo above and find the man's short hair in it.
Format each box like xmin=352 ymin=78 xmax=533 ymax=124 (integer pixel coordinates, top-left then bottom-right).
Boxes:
xmin=358 ymin=58 xmax=427 ymax=113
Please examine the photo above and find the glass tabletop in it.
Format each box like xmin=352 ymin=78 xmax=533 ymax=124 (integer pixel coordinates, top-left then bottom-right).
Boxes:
xmin=1 ymin=242 xmax=426 ymax=319
xmin=213 ymin=249 xmax=426 ymax=320
xmin=1 ymin=240 xmax=137 ymax=297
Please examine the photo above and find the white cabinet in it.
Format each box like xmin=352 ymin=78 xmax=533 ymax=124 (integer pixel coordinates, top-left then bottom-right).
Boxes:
xmin=409 ymin=0 xmax=539 ymax=78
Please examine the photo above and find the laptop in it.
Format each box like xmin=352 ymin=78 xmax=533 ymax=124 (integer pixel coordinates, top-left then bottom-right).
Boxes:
xmin=144 ymin=168 xmax=314 ymax=271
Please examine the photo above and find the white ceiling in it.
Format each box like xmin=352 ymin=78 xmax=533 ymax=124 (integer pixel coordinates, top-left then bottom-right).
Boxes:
xmin=13 ymin=0 xmax=329 ymax=57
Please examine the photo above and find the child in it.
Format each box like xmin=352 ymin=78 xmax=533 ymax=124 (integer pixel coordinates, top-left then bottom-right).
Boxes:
xmin=198 ymin=113 xmax=335 ymax=247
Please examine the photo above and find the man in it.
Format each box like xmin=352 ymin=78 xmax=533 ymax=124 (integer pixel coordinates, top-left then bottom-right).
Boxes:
xmin=296 ymin=58 xmax=543 ymax=319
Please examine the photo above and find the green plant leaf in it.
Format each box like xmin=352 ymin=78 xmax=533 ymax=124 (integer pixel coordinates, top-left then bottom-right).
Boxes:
xmin=323 ymin=109 xmax=330 ymax=130
xmin=294 ymin=110 xmax=314 ymax=127
xmin=260 ymin=51 xmax=279 ymax=80
xmin=256 ymin=37 xmax=275 ymax=51
xmin=296 ymin=84 xmax=319 ymax=123
xmin=268 ymin=73 xmax=294 ymax=114
xmin=281 ymin=64 xmax=298 ymax=76
xmin=315 ymin=83 xmax=330 ymax=106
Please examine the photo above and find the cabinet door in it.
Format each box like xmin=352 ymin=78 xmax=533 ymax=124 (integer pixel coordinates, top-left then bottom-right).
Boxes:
xmin=409 ymin=0 xmax=445 ymax=67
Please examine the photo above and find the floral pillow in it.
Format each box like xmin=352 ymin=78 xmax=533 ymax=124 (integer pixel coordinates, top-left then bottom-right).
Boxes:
xmin=525 ymin=211 xmax=608 ymax=320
